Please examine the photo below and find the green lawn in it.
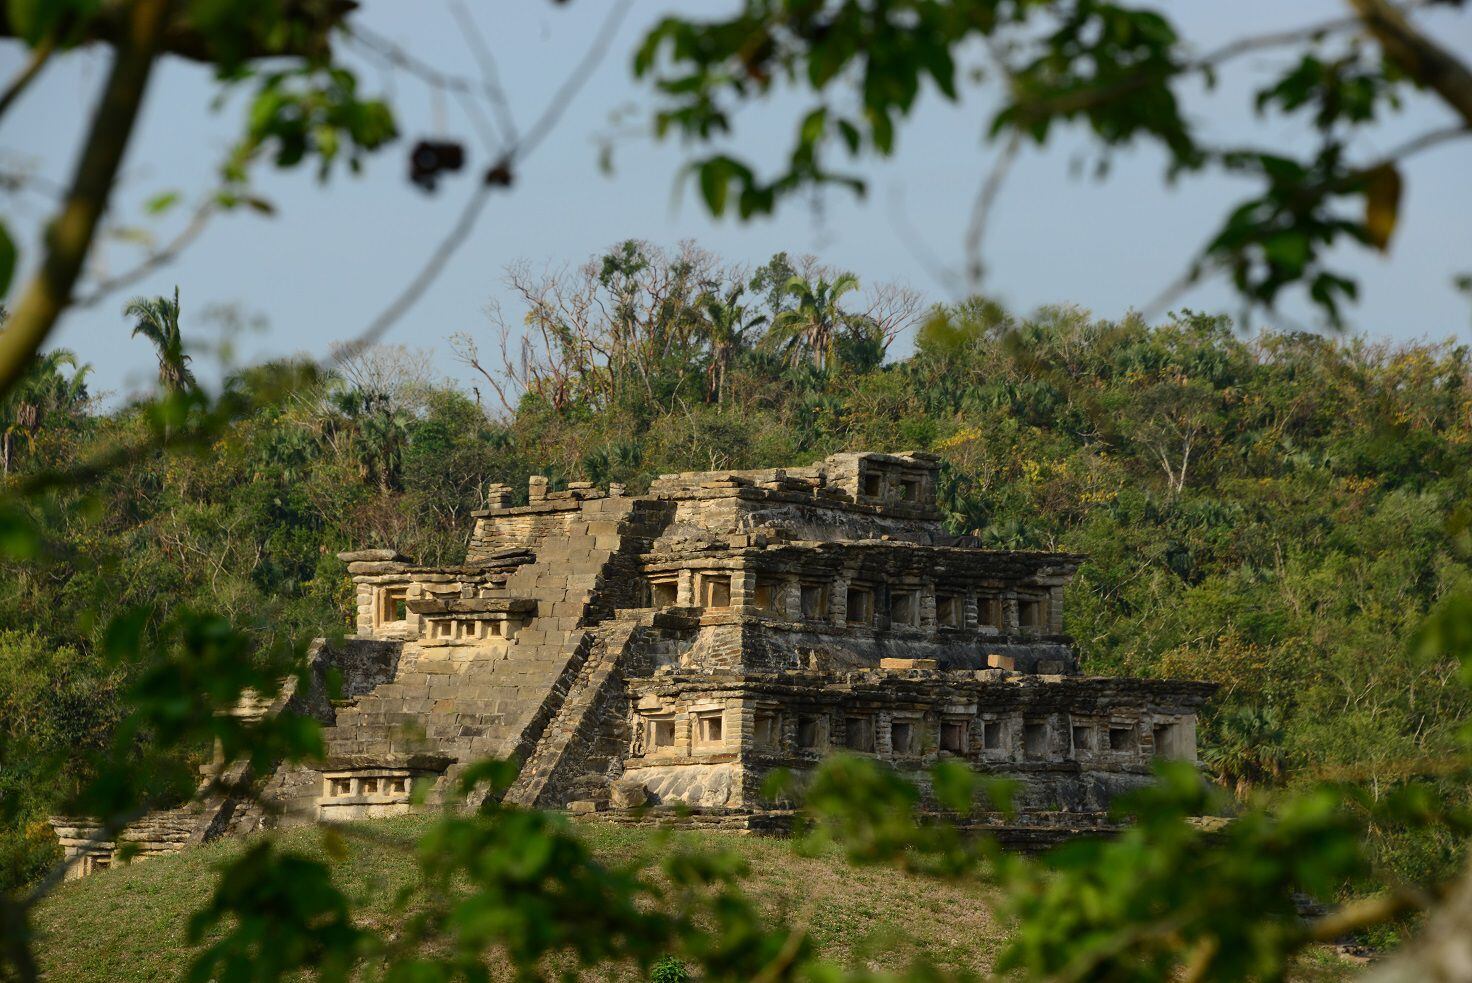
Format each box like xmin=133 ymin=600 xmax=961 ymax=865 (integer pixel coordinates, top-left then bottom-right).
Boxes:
xmin=30 ymin=815 xmax=1008 ymax=981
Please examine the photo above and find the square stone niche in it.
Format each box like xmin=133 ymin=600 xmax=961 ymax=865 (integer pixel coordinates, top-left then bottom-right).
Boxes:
xmin=317 ymin=768 xmax=424 ymax=820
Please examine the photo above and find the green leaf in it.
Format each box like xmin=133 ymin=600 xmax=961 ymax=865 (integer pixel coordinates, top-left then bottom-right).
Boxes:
xmin=1263 ymin=231 xmax=1309 ymax=273
xmin=144 ymin=191 xmax=181 ymax=215
xmin=697 ymin=159 xmax=728 ymax=215
xmin=799 ymin=106 xmax=827 ymax=146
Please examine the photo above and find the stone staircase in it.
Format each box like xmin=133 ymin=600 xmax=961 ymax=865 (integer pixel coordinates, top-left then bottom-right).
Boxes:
xmin=318 ymin=496 xmax=673 ymax=796
xmin=504 ymin=613 xmax=654 ymax=808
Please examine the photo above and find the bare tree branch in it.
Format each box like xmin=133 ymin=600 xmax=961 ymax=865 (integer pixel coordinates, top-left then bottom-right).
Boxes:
xmin=450 ymin=0 xmax=518 ymax=146
xmin=1350 ymin=0 xmax=1472 ymax=128
xmin=72 ymin=196 xmax=218 ymax=308
xmin=334 ymin=0 xmax=634 ymax=365
xmin=516 ymin=0 xmax=633 ymax=159
xmin=964 ymin=129 xmax=1021 ymax=289
xmin=0 ymin=33 xmax=54 ymax=119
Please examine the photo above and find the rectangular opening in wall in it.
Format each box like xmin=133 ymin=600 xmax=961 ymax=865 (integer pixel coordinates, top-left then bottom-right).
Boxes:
xmin=982 ymin=720 xmax=1002 ymax=750
xmin=978 ymin=596 xmax=1003 ymax=628
xmin=1018 ymin=598 xmax=1042 ymax=629
xmin=378 ymin=586 xmax=408 ymax=625
xmin=797 ymin=715 xmax=820 ymax=748
xmin=890 ymin=720 xmax=915 ymax=755
xmin=330 ymin=778 xmax=351 ymax=797
xmin=432 ymin=619 xmax=452 ymax=639
xmin=846 ymin=586 xmax=874 ymax=625
xmin=649 ymin=578 xmax=677 ymax=608
xmin=936 ymin=594 xmax=962 ymax=628
xmin=753 ymin=712 xmax=779 ymax=746
xmin=1153 ymin=722 xmax=1181 ymax=758
xmin=845 ymin=715 xmax=875 ymax=752
xmin=696 ymin=712 xmax=724 ymax=745
xmin=861 ymin=471 xmax=883 ymax=498
xmin=650 ymin=717 xmax=675 ymax=749
xmin=1023 ymin=720 xmax=1048 ymax=756
xmin=700 ymin=575 xmax=731 ymax=609
xmin=360 ymin=778 xmax=379 ymax=795
xmin=1109 ymin=726 xmax=1135 ymax=752
xmin=898 ymin=477 xmax=921 ymax=502
xmin=800 ymin=583 xmax=830 ymax=620
xmin=1072 ymin=725 xmax=1094 ymax=752
xmin=389 ymin=778 xmax=407 ymax=795
xmin=754 ymin=580 xmax=780 ymax=613
xmin=889 ymin=590 xmax=918 ymax=627
xmin=941 ymin=720 xmax=968 ymax=754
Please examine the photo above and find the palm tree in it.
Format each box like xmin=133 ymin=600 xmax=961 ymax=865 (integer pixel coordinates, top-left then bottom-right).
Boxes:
xmin=766 ymin=272 xmax=863 ymax=371
xmin=698 ymin=285 xmax=764 ymax=403
xmin=324 ymin=385 xmax=408 ymax=492
xmin=1 ymin=348 xmax=90 ymax=475
xmin=1201 ymin=704 xmax=1288 ymax=799
xmin=124 ymin=286 xmax=195 ymax=393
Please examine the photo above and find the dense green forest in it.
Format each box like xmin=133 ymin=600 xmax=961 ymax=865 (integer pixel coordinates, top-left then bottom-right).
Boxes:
xmin=3 ymin=242 xmax=1470 ymax=896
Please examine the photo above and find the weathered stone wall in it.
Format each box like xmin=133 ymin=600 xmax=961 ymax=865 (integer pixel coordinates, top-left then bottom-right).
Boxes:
xmin=620 ymin=671 xmax=1212 ymax=813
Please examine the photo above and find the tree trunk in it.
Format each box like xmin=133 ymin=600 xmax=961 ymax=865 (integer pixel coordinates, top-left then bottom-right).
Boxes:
xmin=1349 ymin=0 xmax=1472 ymax=128
xmin=0 ymin=0 xmax=172 ymax=399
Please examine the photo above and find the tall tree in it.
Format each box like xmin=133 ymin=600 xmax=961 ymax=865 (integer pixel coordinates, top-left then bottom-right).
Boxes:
xmin=698 ymin=285 xmax=763 ymax=403
xmin=767 ymin=273 xmax=863 ymax=371
xmin=124 ymin=286 xmax=195 ymax=394
xmin=0 ymin=348 xmax=89 ymax=476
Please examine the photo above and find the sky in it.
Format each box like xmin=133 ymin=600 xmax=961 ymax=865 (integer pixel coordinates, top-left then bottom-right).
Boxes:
xmin=2 ymin=1 xmax=1470 ymax=402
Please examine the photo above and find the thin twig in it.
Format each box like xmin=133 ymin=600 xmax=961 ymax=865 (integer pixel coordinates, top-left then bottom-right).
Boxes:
xmin=1306 ymin=888 xmax=1428 ymax=942
xmin=0 ymin=35 xmax=55 ymax=119
xmin=1196 ymin=12 xmax=1377 ymax=70
xmin=964 ymin=129 xmax=1021 ymax=289
xmin=335 ymin=0 xmax=634 ymax=360
xmin=514 ymin=0 xmax=634 ymax=159
xmin=331 ymin=182 xmax=494 ymax=367
xmin=450 ymin=0 xmax=519 ymax=146
xmin=72 ymin=198 xmax=218 ymax=308
xmin=1139 ymin=122 xmax=1470 ymax=323
xmin=346 ymin=22 xmax=507 ymax=138
xmin=887 ymin=184 xmax=964 ymax=297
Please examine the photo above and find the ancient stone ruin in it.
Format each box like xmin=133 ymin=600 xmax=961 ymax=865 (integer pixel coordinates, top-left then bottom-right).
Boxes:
xmin=54 ymin=451 xmax=1213 ymax=875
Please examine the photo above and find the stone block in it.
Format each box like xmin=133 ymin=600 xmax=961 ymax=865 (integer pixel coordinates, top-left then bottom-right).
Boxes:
xmin=337 ymin=549 xmax=404 ymax=563
xmin=879 ymin=657 xmax=938 ymax=671
xmin=986 ymin=654 xmax=1016 ymax=670
xmin=609 ymin=778 xmax=649 ymax=809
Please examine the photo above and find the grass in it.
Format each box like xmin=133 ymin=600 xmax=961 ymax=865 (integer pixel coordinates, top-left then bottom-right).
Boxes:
xmin=30 ymin=815 xmax=1007 ymax=981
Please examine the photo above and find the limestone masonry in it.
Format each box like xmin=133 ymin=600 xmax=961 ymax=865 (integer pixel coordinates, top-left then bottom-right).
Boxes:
xmin=55 ymin=452 xmax=1213 ymax=876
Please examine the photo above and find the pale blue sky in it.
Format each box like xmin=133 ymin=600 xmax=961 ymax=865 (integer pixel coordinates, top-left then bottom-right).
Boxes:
xmin=3 ymin=1 xmax=1470 ymax=401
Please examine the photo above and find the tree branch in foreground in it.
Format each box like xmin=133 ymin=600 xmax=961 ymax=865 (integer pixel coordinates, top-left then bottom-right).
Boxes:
xmin=0 ymin=0 xmax=172 ymax=400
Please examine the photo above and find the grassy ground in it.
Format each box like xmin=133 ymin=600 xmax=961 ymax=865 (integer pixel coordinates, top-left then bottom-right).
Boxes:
xmin=30 ymin=815 xmax=1010 ymax=981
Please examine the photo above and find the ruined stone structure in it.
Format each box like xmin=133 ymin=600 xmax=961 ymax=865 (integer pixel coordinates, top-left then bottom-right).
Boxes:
xmin=55 ymin=452 xmax=1213 ymax=874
